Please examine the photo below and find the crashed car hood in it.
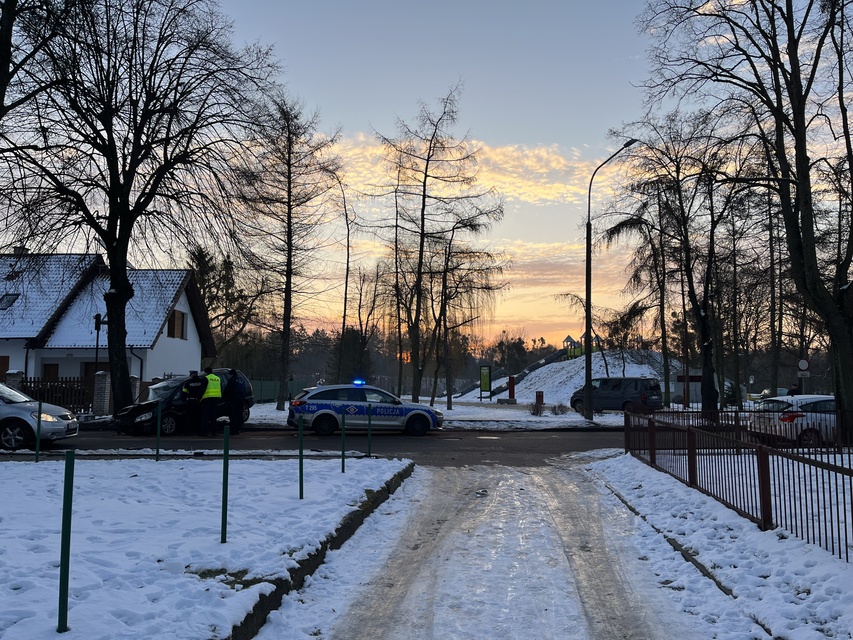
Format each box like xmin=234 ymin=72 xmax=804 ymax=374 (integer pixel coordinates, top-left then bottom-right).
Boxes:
xmin=117 ymin=400 xmax=161 ymax=416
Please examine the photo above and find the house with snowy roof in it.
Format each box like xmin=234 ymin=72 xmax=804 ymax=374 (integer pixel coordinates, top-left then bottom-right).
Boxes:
xmin=0 ymin=249 xmax=215 ymax=385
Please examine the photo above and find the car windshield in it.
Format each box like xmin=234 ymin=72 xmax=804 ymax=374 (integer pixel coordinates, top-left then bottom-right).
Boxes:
xmin=0 ymin=383 xmax=33 ymax=403
xmin=145 ymin=378 xmax=185 ymax=402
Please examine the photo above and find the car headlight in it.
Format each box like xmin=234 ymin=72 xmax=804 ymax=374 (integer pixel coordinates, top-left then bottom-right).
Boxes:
xmin=433 ymin=409 xmax=443 ymax=417
xmin=32 ymin=412 xmax=60 ymax=422
xmin=135 ymin=412 xmax=154 ymax=422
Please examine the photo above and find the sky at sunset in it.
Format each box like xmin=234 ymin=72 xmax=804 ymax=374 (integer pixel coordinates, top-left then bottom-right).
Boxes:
xmin=219 ymin=0 xmax=653 ymax=347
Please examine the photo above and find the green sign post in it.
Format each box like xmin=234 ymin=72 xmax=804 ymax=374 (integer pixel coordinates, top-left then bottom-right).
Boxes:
xmin=479 ymin=365 xmax=491 ymax=402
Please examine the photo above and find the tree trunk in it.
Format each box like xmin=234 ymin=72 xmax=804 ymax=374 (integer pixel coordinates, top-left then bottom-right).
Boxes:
xmin=276 ymin=207 xmax=294 ymax=411
xmin=103 ymin=262 xmax=134 ymax=414
xmin=444 ymin=331 xmax=454 ymax=411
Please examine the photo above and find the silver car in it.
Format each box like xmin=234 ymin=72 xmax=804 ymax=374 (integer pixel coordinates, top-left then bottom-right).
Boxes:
xmin=749 ymin=394 xmax=836 ymax=447
xmin=0 ymin=382 xmax=79 ymax=451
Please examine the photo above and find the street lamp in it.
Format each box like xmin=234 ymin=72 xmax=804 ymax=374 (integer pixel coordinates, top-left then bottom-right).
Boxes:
xmin=583 ymin=138 xmax=638 ymax=420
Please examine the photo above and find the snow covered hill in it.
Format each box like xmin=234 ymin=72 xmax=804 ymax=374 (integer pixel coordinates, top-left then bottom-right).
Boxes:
xmin=458 ymin=351 xmax=661 ymax=406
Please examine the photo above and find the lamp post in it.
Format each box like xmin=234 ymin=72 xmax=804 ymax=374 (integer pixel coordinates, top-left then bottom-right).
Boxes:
xmin=584 ymin=138 xmax=638 ymax=420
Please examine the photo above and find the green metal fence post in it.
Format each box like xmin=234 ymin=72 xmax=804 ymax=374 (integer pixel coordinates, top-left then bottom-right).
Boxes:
xmin=221 ymin=425 xmax=230 ymax=544
xmin=367 ymin=403 xmax=372 ymax=457
xmin=298 ymin=415 xmax=304 ymax=500
xmin=57 ymin=450 xmax=75 ymax=632
xmin=155 ymin=401 xmax=162 ymax=462
xmin=35 ymin=400 xmax=42 ymax=462
xmin=341 ymin=409 xmax=347 ymax=473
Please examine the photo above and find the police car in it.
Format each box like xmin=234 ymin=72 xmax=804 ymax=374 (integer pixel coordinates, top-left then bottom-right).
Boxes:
xmin=287 ymin=382 xmax=443 ymax=436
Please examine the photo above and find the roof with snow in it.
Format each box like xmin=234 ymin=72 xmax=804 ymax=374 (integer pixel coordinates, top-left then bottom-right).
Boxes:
xmin=0 ymin=251 xmax=215 ymax=356
xmin=0 ymin=252 xmax=103 ymax=341
xmin=47 ymin=270 xmax=191 ymax=349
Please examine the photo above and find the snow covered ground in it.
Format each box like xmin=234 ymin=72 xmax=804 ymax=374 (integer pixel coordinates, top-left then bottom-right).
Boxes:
xmin=3 ymin=354 xmax=851 ymax=639
xmin=1 ymin=456 xmax=413 ymax=639
xmin=3 ymin=445 xmax=852 ymax=639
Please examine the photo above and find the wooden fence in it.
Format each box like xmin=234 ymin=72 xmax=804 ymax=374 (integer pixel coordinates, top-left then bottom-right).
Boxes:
xmin=20 ymin=377 xmax=92 ymax=414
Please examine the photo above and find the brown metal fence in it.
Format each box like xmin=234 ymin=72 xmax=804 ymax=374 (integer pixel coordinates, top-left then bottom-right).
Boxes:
xmin=20 ymin=377 xmax=92 ymax=414
xmin=625 ymin=410 xmax=853 ymax=563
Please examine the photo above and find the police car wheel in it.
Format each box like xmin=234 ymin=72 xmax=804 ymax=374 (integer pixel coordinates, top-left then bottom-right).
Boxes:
xmin=314 ymin=415 xmax=337 ymax=437
xmin=405 ymin=415 xmax=429 ymax=437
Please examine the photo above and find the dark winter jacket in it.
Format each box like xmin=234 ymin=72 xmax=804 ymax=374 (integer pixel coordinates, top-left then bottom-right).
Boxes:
xmin=182 ymin=375 xmax=207 ymax=401
xmin=224 ymin=376 xmax=247 ymax=404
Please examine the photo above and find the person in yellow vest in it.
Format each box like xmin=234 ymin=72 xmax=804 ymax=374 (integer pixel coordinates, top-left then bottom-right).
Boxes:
xmin=200 ymin=366 xmax=222 ymax=436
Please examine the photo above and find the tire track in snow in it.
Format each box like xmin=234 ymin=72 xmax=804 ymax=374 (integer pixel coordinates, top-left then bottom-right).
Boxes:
xmin=330 ymin=466 xmax=592 ymax=639
xmin=531 ymin=463 xmax=661 ymax=639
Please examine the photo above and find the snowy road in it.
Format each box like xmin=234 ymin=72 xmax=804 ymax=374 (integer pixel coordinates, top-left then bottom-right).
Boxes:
xmin=326 ymin=463 xmax=691 ymax=640
xmin=259 ymin=455 xmax=771 ymax=640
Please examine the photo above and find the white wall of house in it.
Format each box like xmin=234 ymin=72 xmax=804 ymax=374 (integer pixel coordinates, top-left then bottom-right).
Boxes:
xmin=36 ymin=348 xmax=114 ymax=378
xmin=144 ymin=291 xmax=203 ymax=381
xmin=0 ymin=339 xmax=27 ymax=374
xmin=1 ymin=344 xmax=97 ymax=378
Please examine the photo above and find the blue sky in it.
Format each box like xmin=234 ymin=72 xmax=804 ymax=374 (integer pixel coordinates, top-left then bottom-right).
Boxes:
xmin=219 ymin=0 xmax=652 ymax=345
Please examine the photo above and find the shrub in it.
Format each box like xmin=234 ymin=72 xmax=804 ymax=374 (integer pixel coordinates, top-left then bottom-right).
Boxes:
xmin=552 ymin=403 xmax=569 ymax=415
xmin=528 ymin=402 xmax=544 ymax=416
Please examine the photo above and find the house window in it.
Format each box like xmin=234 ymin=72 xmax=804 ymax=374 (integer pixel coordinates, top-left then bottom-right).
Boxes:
xmin=167 ymin=310 xmax=187 ymax=340
xmin=43 ymin=363 xmax=59 ymax=381
xmin=0 ymin=293 xmax=19 ymax=310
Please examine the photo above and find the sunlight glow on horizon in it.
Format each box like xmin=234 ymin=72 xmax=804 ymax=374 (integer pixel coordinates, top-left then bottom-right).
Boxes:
xmin=323 ymin=135 xmax=641 ymax=347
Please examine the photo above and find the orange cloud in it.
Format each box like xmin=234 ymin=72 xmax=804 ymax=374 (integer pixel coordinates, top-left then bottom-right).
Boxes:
xmin=326 ymin=135 xmax=641 ymax=347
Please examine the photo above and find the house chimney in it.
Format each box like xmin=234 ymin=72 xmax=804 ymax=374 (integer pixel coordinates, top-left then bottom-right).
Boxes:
xmin=12 ymin=246 xmax=28 ymax=256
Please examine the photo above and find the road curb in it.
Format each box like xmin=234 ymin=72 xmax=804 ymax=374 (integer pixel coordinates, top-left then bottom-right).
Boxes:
xmin=228 ymin=460 xmax=416 ymax=640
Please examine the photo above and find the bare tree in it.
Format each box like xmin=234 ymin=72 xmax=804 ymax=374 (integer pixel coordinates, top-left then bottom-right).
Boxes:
xmin=0 ymin=0 xmax=277 ymax=410
xmin=430 ymin=235 xmax=507 ymax=409
xmin=0 ymin=0 xmax=73 ymax=122
xmin=641 ymin=0 xmax=853 ymax=428
xmin=186 ymin=245 xmax=266 ymax=358
xmin=330 ymin=264 xmax=383 ymax=384
xmin=235 ymin=92 xmax=341 ymax=410
xmin=375 ymin=85 xmax=504 ymax=401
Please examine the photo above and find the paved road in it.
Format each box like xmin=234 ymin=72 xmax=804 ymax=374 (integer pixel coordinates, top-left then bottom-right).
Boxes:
xmin=18 ymin=427 xmax=626 ymax=467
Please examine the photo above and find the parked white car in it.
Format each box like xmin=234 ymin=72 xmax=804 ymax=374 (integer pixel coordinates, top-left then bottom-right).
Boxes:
xmin=0 ymin=382 xmax=79 ymax=451
xmin=749 ymin=394 xmax=836 ymax=447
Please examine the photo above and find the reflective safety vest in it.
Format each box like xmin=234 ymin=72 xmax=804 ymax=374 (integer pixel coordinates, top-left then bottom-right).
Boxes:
xmin=202 ymin=373 xmax=222 ymax=399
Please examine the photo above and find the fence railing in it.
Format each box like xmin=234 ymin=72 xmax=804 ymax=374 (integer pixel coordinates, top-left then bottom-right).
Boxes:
xmin=625 ymin=410 xmax=853 ymax=563
xmin=20 ymin=377 xmax=92 ymax=414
